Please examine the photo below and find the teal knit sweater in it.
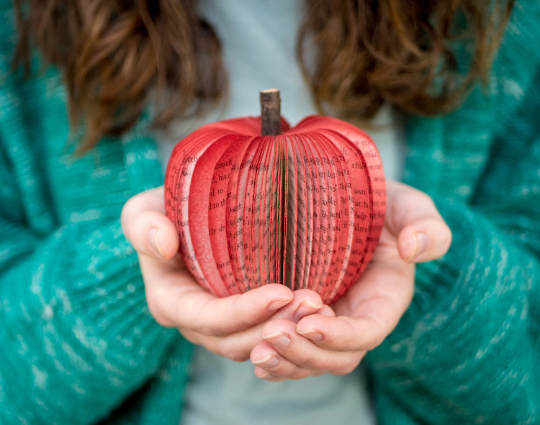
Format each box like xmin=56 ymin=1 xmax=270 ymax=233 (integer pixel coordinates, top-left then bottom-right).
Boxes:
xmin=0 ymin=0 xmax=538 ymax=424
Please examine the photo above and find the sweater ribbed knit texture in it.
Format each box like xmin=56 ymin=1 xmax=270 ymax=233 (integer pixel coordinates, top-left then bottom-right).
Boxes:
xmin=0 ymin=1 xmax=538 ymax=424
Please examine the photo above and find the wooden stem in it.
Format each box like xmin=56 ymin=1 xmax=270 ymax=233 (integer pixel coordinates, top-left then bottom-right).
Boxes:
xmin=260 ymin=89 xmax=282 ymax=136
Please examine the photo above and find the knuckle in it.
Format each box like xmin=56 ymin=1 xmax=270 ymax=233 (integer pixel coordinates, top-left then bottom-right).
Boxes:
xmin=151 ymin=314 xmax=172 ymax=328
xmin=364 ymin=324 xmax=388 ymax=350
xmin=365 ymin=335 xmax=385 ymax=351
xmin=146 ymin=298 xmax=173 ymax=328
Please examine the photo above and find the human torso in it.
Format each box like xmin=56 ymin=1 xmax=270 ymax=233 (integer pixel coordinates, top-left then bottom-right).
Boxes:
xmin=155 ymin=1 xmax=405 ymax=424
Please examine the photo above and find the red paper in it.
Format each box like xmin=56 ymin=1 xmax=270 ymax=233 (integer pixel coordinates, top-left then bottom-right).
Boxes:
xmin=165 ymin=115 xmax=386 ymax=304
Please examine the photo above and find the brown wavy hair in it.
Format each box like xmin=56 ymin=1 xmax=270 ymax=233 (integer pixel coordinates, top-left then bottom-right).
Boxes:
xmin=13 ymin=0 xmax=514 ymax=152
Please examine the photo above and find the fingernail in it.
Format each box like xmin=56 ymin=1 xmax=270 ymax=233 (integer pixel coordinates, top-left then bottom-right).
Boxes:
xmin=262 ymin=332 xmax=290 ymax=348
xmin=267 ymin=300 xmax=291 ymax=312
xmin=294 ymin=301 xmax=323 ymax=322
xmin=297 ymin=329 xmax=324 ymax=342
xmin=407 ymin=232 xmax=429 ymax=261
xmin=252 ymin=354 xmax=279 ymax=368
xmin=148 ymin=228 xmax=164 ymax=257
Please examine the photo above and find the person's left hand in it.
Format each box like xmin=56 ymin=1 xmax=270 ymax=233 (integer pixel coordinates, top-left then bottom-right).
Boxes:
xmin=249 ymin=180 xmax=452 ymax=381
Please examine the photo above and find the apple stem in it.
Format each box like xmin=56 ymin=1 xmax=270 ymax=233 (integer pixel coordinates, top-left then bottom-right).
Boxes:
xmin=260 ymin=89 xmax=282 ymax=136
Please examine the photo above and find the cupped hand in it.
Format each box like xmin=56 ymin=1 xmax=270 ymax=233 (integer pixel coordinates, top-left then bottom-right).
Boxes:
xmin=250 ymin=180 xmax=452 ymax=381
xmin=121 ymin=187 xmax=333 ymax=362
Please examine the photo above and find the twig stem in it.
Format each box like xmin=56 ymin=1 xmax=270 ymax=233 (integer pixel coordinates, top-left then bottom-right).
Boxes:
xmin=260 ymin=89 xmax=282 ymax=136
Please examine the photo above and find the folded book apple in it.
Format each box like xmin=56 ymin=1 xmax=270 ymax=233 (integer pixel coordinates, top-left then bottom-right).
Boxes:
xmin=165 ymin=89 xmax=385 ymax=304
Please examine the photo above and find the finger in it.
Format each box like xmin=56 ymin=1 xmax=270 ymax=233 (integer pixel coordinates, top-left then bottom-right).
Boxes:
xmin=315 ymin=305 xmax=336 ymax=318
xmin=255 ymin=365 xmax=324 ymax=381
xmin=145 ymin=277 xmax=294 ymax=335
xmin=297 ymin=262 xmax=414 ymax=351
xmin=296 ymin=314 xmax=390 ymax=352
xmin=397 ymin=217 xmax=452 ymax=263
xmin=121 ymin=187 xmax=179 ymax=259
xmin=251 ymin=342 xmax=325 ymax=380
xmin=181 ymin=326 xmax=259 ymax=362
xmin=286 ymin=289 xmax=324 ymax=322
xmin=385 ymin=181 xmax=452 ymax=263
xmin=253 ymin=371 xmax=285 ymax=382
xmin=178 ymin=290 xmax=326 ymax=361
xmin=258 ymin=319 xmax=362 ymax=374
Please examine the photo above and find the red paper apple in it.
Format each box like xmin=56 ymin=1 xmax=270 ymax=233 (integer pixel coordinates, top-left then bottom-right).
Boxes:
xmin=165 ymin=89 xmax=385 ymax=304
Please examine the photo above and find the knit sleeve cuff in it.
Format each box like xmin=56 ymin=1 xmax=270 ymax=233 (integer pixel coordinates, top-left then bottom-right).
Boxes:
xmin=365 ymin=196 xmax=539 ymax=424
xmin=51 ymin=218 xmax=176 ymax=362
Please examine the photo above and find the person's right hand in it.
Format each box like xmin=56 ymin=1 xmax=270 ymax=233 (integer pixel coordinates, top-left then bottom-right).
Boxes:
xmin=121 ymin=186 xmax=332 ymax=361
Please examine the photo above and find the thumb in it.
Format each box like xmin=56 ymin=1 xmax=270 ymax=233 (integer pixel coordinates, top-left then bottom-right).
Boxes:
xmin=397 ymin=217 xmax=452 ymax=263
xmin=121 ymin=186 xmax=179 ymax=260
xmin=385 ymin=181 xmax=452 ymax=263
